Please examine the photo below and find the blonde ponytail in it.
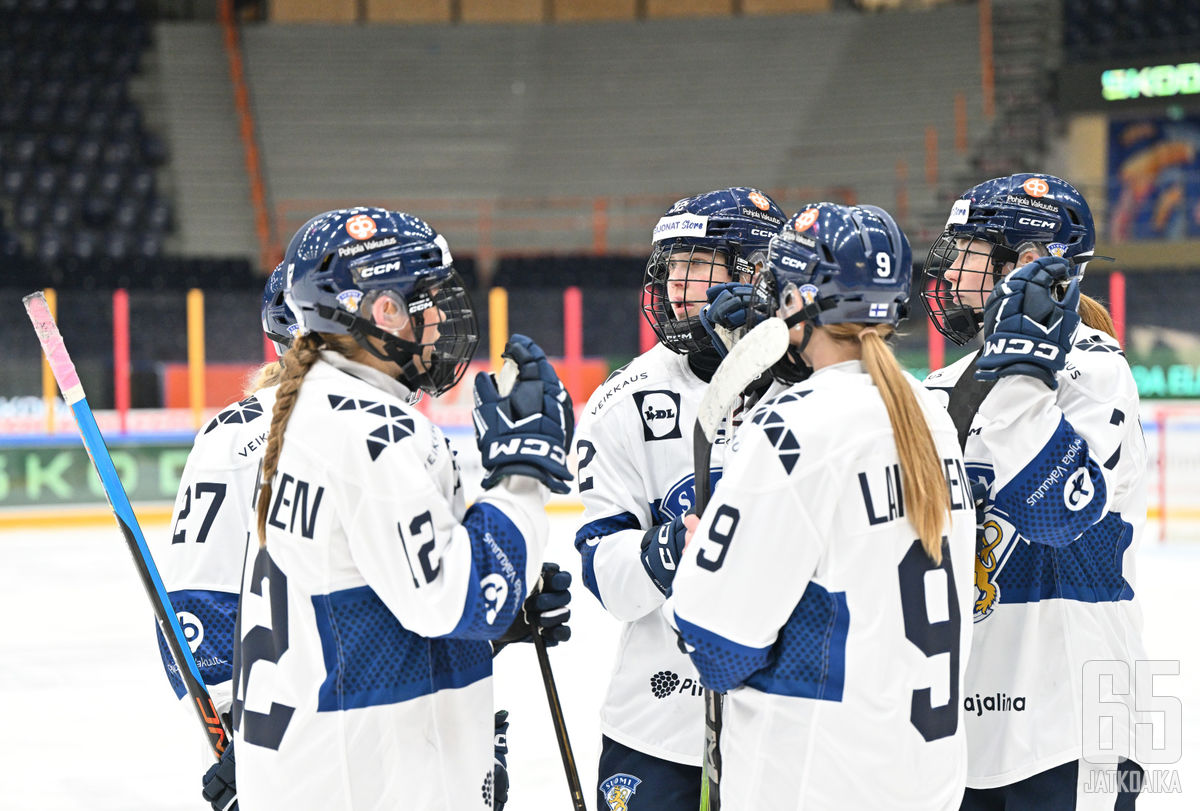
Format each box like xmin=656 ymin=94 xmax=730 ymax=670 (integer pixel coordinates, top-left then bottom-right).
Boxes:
xmin=826 ymin=324 xmax=951 ymax=563
xmin=244 ymin=361 xmax=284 ymax=397
xmin=1078 ymin=293 xmax=1118 ymax=342
xmin=256 ymin=333 xmax=324 ymax=546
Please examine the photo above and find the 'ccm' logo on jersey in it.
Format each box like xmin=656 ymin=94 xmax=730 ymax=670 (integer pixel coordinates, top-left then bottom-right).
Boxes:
xmin=1017 ymin=216 xmax=1057 ymax=229
xmin=633 ymin=390 xmax=682 ymax=441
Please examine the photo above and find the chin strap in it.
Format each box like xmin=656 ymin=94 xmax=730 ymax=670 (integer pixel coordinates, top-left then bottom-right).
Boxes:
xmin=314 ymin=303 xmax=429 ymax=389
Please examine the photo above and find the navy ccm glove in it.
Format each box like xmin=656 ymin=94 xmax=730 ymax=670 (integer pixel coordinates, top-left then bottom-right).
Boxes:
xmin=698 ymin=282 xmax=754 ymax=358
xmin=493 ymin=710 xmax=510 ymax=811
xmin=640 ymin=513 xmax=689 ymax=595
xmin=201 ymin=740 xmax=238 ymax=811
xmin=494 ymin=561 xmax=573 ymax=653
xmin=975 ymin=255 xmax=1080 ymax=390
xmin=473 ymin=334 xmax=574 ymax=494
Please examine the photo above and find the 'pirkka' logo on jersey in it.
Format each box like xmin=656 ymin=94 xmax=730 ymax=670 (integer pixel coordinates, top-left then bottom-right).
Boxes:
xmin=345 ymin=214 xmax=378 ymax=240
xmin=600 ymin=773 xmax=642 ymax=810
xmin=649 ymin=669 xmax=704 ymax=699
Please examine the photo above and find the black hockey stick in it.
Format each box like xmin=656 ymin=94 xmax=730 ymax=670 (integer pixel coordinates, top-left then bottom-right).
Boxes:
xmin=691 ymin=317 xmax=790 ymax=811
xmin=533 ymin=632 xmax=588 ymax=811
xmin=24 ymin=292 xmax=229 ymax=758
xmin=494 ymin=357 xmax=587 ymax=811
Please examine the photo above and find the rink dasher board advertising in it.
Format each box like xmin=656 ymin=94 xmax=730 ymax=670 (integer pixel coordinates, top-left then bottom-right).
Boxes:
xmin=0 ymin=428 xmax=488 ymax=509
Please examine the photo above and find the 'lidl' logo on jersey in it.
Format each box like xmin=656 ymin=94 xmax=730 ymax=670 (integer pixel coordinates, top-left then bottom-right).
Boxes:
xmin=600 ymin=773 xmax=642 ymax=810
xmin=633 ymin=390 xmax=682 ymax=441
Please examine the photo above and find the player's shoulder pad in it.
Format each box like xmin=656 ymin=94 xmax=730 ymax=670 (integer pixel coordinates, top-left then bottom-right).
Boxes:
xmin=314 ymin=376 xmax=432 ymax=466
xmin=1060 ymin=324 xmax=1136 ymax=402
xmin=580 ymin=347 xmax=670 ymax=421
xmin=732 ymin=387 xmax=818 ymax=478
xmin=923 ymin=351 xmax=976 ymax=392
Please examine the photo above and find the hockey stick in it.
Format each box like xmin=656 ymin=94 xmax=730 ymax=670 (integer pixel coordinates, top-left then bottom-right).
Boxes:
xmin=23 ymin=291 xmax=229 ymax=758
xmin=533 ymin=633 xmax=588 ymax=811
xmin=495 ymin=357 xmax=587 ymax=811
xmin=692 ymin=317 xmax=790 ymax=811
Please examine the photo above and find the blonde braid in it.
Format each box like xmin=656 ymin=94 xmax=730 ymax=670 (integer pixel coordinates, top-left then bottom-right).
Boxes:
xmin=256 ymin=333 xmax=323 ymax=546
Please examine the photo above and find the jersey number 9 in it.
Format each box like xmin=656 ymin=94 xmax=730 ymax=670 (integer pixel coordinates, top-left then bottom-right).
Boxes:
xmin=897 ymin=539 xmax=961 ymax=742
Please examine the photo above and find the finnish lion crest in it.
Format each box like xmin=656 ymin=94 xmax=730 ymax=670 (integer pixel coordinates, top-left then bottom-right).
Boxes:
xmin=600 ymin=773 xmax=642 ymax=810
xmin=974 ymin=520 xmax=1004 ymax=621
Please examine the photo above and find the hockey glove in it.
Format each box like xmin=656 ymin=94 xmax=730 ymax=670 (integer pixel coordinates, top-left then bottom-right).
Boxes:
xmin=974 ymin=256 xmax=1080 ymax=390
xmin=473 ymin=334 xmax=575 ymax=494
xmin=201 ymin=740 xmax=238 ymax=811
xmin=494 ymin=561 xmax=573 ymax=652
xmin=493 ymin=710 xmax=510 ymax=811
xmin=699 ymin=282 xmax=754 ymax=358
xmin=640 ymin=514 xmax=688 ymax=595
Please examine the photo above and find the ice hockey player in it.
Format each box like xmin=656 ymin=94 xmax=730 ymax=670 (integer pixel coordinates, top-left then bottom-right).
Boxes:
xmin=923 ymin=174 xmax=1149 ymax=808
xmin=572 ymin=187 xmax=785 ymax=810
xmin=173 ymin=206 xmax=569 ymax=810
xmin=669 ymin=201 xmax=975 ymax=810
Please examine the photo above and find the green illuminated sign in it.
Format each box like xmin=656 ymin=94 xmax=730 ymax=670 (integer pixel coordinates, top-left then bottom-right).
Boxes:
xmin=1102 ymin=63 xmax=1200 ymax=101
xmin=1131 ymin=364 xmax=1200 ymax=398
xmin=0 ymin=442 xmax=190 ymax=508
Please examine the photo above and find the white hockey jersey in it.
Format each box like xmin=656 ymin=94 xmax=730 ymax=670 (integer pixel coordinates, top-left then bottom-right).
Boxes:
xmin=154 ymin=383 xmax=278 ymax=717
xmin=232 ymin=353 xmax=550 ymax=811
xmin=670 ymin=361 xmax=976 ymax=811
xmin=573 ymin=343 xmax=737 ymax=766
xmin=924 ymin=324 xmax=1149 ymax=789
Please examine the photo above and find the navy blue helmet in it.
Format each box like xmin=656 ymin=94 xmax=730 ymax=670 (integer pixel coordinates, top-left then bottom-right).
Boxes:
xmin=641 ymin=187 xmax=786 ymax=354
xmin=283 ymin=207 xmax=479 ymax=396
xmin=923 ymin=173 xmax=1096 ymax=345
xmin=261 ymin=262 xmax=298 ymax=358
xmin=754 ymin=202 xmax=912 ymax=328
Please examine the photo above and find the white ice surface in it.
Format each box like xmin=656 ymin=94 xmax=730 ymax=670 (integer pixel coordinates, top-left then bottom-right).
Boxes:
xmin=0 ymin=517 xmax=1194 ymax=810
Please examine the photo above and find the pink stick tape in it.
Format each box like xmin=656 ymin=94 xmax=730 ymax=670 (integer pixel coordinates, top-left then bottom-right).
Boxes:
xmin=23 ymin=292 xmax=84 ymax=404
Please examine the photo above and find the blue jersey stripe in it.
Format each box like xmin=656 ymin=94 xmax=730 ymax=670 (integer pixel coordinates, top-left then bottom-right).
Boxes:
xmin=993 ymin=415 xmax=1107 ymax=547
xmin=157 ymin=589 xmax=238 ymax=699
xmin=674 ymin=612 xmax=772 ymax=694
xmin=312 ymin=586 xmax=491 ymax=712
xmin=573 ymin=511 xmax=641 ymax=607
xmin=746 ymin=582 xmax=849 ymax=702
xmin=995 ymin=511 xmax=1135 ymax=605
xmin=451 ymin=502 xmax=530 ymax=639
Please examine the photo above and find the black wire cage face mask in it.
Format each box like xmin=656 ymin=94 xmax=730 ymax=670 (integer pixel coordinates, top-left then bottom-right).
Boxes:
xmin=921 ymin=232 xmax=1017 ymax=345
xmin=641 ymin=243 xmax=742 ymax=354
xmin=393 ymin=271 xmax=480 ymax=397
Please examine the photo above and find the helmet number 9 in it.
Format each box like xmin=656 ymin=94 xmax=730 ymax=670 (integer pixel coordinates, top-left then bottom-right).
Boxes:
xmin=875 ymin=253 xmax=892 ymax=278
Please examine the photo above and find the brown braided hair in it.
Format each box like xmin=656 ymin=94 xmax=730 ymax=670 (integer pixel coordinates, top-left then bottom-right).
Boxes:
xmin=825 ymin=323 xmax=952 ymax=564
xmin=255 ymin=332 xmax=325 ymax=547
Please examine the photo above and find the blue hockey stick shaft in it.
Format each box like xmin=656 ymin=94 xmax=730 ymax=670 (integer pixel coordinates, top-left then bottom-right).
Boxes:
xmin=24 ymin=291 xmax=228 ymax=757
